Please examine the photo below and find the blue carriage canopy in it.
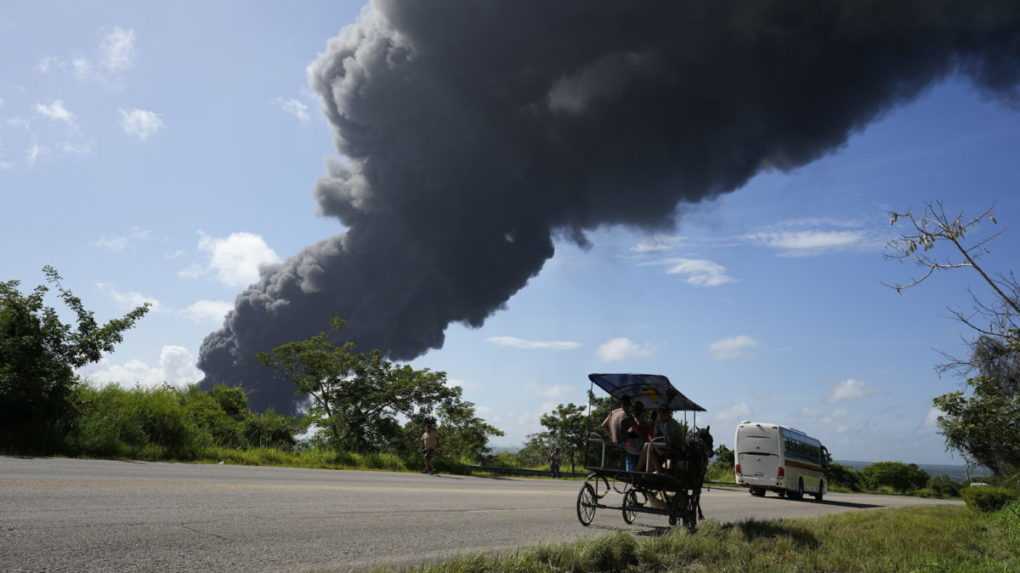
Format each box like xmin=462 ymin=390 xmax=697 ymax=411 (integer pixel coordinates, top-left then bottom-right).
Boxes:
xmin=588 ymin=373 xmax=706 ymax=412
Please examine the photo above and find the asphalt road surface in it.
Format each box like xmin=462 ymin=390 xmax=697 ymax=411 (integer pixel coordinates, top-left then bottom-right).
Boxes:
xmin=1 ymin=457 xmax=960 ymax=572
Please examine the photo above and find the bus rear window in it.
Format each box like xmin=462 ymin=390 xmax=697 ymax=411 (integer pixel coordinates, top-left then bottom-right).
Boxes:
xmin=737 ymin=434 xmax=778 ymax=455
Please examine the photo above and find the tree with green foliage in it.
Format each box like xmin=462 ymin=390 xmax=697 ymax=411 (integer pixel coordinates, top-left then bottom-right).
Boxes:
xmin=0 ymin=266 xmax=149 ymax=453
xmin=928 ymin=474 xmax=962 ymax=498
xmin=933 ymin=337 xmax=1020 ymax=476
xmin=259 ymin=318 xmax=501 ymax=460
xmin=430 ymin=398 xmax=502 ymax=463
xmin=860 ymin=461 xmax=930 ymax=493
xmin=825 ymin=462 xmax=863 ymax=492
xmin=517 ymin=432 xmax=555 ymax=467
xmin=713 ymin=444 xmax=735 ymax=467
xmin=539 ymin=403 xmax=588 ymax=473
xmin=71 ymin=383 xmax=301 ymax=459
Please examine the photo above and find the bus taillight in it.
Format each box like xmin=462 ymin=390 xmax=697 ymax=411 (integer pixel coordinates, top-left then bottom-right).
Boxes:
xmin=777 ymin=466 xmax=785 ymax=478
xmin=735 ymin=463 xmax=741 ymax=475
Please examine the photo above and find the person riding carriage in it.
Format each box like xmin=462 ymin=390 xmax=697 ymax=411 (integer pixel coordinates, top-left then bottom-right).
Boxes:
xmin=577 ymin=373 xmax=713 ymax=530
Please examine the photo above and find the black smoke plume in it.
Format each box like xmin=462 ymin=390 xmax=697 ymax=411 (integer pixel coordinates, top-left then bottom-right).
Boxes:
xmin=200 ymin=0 xmax=1020 ymax=412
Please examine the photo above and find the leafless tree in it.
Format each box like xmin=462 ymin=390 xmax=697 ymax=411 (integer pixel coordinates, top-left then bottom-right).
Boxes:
xmin=886 ymin=201 xmax=1018 ymax=371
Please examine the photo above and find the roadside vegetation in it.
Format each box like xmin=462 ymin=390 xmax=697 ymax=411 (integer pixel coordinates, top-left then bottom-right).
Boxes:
xmin=398 ymin=504 xmax=1020 ymax=573
xmin=0 ymin=268 xmax=500 ymax=473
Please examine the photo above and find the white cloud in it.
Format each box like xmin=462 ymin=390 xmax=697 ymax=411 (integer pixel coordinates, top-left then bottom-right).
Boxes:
xmin=925 ymin=407 xmax=943 ymax=429
xmin=0 ymin=160 xmax=13 ymax=171
xmin=101 ymin=27 xmax=136 ymax=73
xmin=664 ymin=258 xmax=734 ymax=287
xmin=714 ymin=402 xmax=751 ymax=423
xmin=821 ymin=408 xmax=850 ymax=433
xmin=182 ymin=299 xmax=233 ymax=324
xmin=487 ymin=336 xmax=581 ymax=350
xmin=538 ymin=384 xmax=571 ymax=399
xmin=597 ymin=337 xmax=653 ymax=362
xmin=35 ymin=100 xmax=75 ymax=124
xmin=829 ymin=379 xmax=872 ymax=403
xmin=184 ymin=231 xmax=281 ymax=288
xmin=745 ymin=230 xmax=868 ymax=256
xmin=26 ymin=144 xmax=47 ymax=166
xmin=177 ymin=264 xmax=206 ymax=280
xmin=709 ymin=335 xmax=758 ymax=360
xmin=631 ymin=234 xmax=683 ymax=253
xmin=85 ymin=345 xmax=202 ymax=388
xmin=36 ymin=56 xmax=64 ymax=74
xmin=72 ymin=57 xmax=92 ymax=79
xmin=93 ymin=227 xmax=152 ymax=252
xmin=276 ymin=98 xmax=310 ymax=122
xmin=119 ymin=108 xmax=164 ymax=141
xmin=96 ymin=282 xmax=161 ymax=312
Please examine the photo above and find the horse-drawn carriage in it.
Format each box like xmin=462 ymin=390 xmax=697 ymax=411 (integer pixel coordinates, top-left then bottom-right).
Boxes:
xmin=576 ymin=373 xmax=713 ymax=531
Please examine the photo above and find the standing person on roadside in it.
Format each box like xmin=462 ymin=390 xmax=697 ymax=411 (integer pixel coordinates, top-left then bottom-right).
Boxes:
xmin=549 ymin=446 xmax=562 ymax=478
xmin=421 ymin=420 xmax=438 ymax=475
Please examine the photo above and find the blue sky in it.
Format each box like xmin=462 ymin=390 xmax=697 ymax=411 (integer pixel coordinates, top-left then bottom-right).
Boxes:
xmin=3 ymin=1 xmax=1019 ymax=464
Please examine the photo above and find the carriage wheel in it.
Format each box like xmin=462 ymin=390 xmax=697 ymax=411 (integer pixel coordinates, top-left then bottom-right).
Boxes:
xmin=589 ymin=473 xmax=611 ymax=499
xmin=576 ymin=484 xmax=597 ymax=526
xmin=622 ymin=490 xmax=639 ymax=525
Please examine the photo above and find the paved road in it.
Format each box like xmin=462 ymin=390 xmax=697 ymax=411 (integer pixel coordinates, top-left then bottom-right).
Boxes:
xmin=0 ymin=457 xmax=959 ymax=572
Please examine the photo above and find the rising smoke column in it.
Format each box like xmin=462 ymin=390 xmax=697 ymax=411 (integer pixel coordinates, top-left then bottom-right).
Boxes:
xmin=200 ymin=0 xmax=1020 ymax=412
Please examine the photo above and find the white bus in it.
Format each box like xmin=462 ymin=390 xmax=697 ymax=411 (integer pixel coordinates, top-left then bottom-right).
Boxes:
xmin=734 ymin=421 xmax=827 ymax=501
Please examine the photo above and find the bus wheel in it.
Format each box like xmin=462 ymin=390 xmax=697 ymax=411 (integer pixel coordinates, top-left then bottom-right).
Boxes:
xmin=814 ymin=481 xmax=824 ymax=502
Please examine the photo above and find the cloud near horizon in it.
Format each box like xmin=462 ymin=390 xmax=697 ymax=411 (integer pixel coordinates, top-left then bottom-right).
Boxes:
xmin=96 ymin=282 xmax=161 ymax=312
xmin=664 ymin=258 xmax=734 ymax=287
xmin=84 ymin=345 xmax=202 ymax=388
xmin=276 ymin=97 xmax=310 ymax=122
xmin=829 ymin=379 xmax=873 ymax=402
xmin=93 ymin=227 xmax=152 ymax=252
xmin=709 ymin=335 xmax=757 ymax=360
xmin=182 ymin=300 xmax=234 ymax=324
xmin=486 ymin=336 xmax=581 ymax=350
xmin=597 ymin=337 xmax=654 ymax=362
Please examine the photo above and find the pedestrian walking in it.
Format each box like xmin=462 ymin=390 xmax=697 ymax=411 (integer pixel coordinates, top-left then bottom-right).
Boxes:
xmin=421 ymin=421 xmax=438 ymax=475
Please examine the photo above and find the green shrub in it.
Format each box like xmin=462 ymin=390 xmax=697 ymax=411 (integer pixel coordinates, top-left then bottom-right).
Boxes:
xmin=861 ymin=461 xmax=929 ymax=493
xmin=928 ymin=474 xmax=962 ymax=498
xmin=999 ymin=501 xmax=1020 ymax=545
xmin=961 ymin=486 xmax=1018 ymax=512
xmin=825 ymin=462 xmax=862 ymax=492
xmin=914 ymin=487 xmax=937 ymax=498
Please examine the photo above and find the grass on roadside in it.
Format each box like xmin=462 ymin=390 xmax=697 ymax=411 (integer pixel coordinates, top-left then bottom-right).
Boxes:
xmin=393 ymin=505 xmax=1018 ymax=573
xmin=196 ymin=446 xmax=410 ymax=472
